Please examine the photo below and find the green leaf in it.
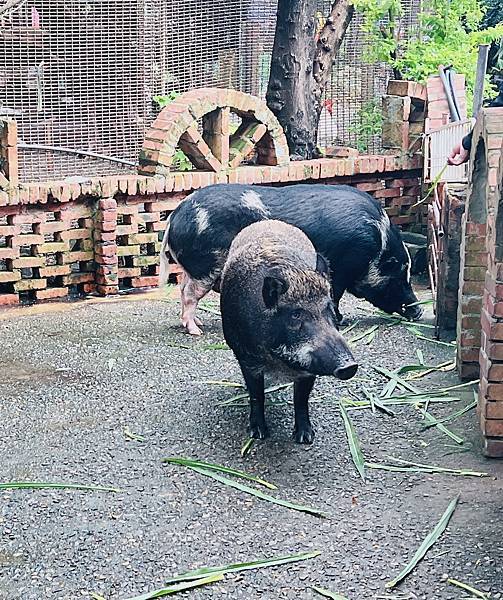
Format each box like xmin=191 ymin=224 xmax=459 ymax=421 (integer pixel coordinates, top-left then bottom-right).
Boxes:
xmin=348 ymin=324 xmax=379 ymax=345
xmin=374 ymin=366 xmax=420 ymax=396
xmin=162 ymin=457 xmax=277 ymax=490
xmin=386 ymin=495 xmax=460 ymax=588
xmin=447 ymin=578 xmax=488 ymax=599
xmin=219 ymin=382 xmax=293 ymax=406
xmin=123 ymin=574 xmax=223 ymax=600
xmin=422 ymin=399 xmax=477 ymax=429
xmin=203 ymin=342 xmax=229 ymax=351
xmin=89 ymin=593 xmax=106 ymax=600
xmin=312 ymin=587 xmax=349 ymax=600
xmin=164 ymin=551 xmax=321 ymax=585
xmin=198 ymin=380 xmax=244 ymax=388
xmin=240 ymin=438 xmax=255 ymax=457
xmin=182 ymin=465 xmax=327 ymax=518
xmin=339 ymin=402 xmax=366 ymax=481
xmin=0 ymin=482 xmax=121 ymax=492
xmin=124 ymin=427 xmax=145 ymax=442
xmin=417 ymin=407 xmax=464 ymax=444
xmin=366 ymin=458 xmax=488 ymax=477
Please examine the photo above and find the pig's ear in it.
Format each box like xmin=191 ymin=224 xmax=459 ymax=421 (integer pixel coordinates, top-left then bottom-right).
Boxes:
xmin=315 ymin=253 xmax=330 ymax=278
xmin=380 ymin=256 xmax=400 ymax=274
xmin=262 ymin=275 xmax=288 ymax=308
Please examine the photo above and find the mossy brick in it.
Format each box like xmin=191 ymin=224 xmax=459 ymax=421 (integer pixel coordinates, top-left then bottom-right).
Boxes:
xmin=117 ymin=245 xmax=140 ymax=257
xmin=0 ymin=270 xmax=20 ymax=283
xmin=38 ymin=242 xmax=69 ymax=254
xmin=132 ymin=255 xmax=159 ymax=267
xmin=127 ymin=233 xmax=158 ymax=244
xmin=14 ymin=278 xmax=47 ymax=292
xmin=62 ymin=251 xmax=94 ymax=264
xmin=118 ymin=267 xmax=141 ymax=278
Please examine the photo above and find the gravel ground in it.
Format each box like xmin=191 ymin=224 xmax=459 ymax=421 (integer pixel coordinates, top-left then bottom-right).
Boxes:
xmin=0 ymin=288 xmax=502 ymax=600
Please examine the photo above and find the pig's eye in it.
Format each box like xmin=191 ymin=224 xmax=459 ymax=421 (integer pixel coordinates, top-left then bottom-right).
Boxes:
xmin=291 ymin=310 xmax=303 ymax=320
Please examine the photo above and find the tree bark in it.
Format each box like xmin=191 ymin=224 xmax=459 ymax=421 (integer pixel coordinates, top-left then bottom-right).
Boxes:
xmin=312 ymin=0 xmax=354 ymax=110
xmin=266 ymin=0 xmax=354 ymax=159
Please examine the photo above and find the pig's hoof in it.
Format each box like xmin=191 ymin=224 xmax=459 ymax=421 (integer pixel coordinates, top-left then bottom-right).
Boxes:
xmin=294 ymin=426 xmax=315 ymax=444
xmin=194 ymin=316 xmax=203 ymax=327
xmin=183 ymin=320 xmax=203 ymax=335
xmin=250 ymin=423 xmax=269 ymax=440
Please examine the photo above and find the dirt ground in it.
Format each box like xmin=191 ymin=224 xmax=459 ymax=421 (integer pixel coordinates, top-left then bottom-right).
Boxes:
xmin=0 ymin=288 xmax=502 ymax=600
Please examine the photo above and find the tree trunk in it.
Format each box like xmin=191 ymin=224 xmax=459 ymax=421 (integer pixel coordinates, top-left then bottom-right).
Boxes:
xmin=266 ymin=0 xmax=319 ymax=159
xmin=266 ymin=0 xmax=354 ymax=159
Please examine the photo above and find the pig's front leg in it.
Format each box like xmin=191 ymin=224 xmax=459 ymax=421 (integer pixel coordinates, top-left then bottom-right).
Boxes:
xmin=240 ymin=362 xmax=268 ymax=439
xmin=293 ymin=376 xmax=315 ymax=444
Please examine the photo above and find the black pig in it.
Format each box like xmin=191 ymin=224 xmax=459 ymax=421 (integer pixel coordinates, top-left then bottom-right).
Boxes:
xmin=220 ymin=220 xmax=357 ymax=443
xmin=160 ymin=183 xmax=422 ymax=335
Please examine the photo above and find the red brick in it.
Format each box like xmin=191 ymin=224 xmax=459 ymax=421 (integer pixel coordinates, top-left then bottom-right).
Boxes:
xmin=131 ymin=276 xmax=159 ymax=288
xmin=375 ymin=188 xmax=401 ymax=198
xmin=35 ymin=287 xmax=68 ymax=300
xmin=483 ymin=437 xmax=503 ymax=457
xmin=481 ymin=414 xmax=503 ymax=436
xmin=0 ymin=293 xmax=18 ymax=306
xmin=465 ymin=222 xmax=486 ymax=236
xmin=480 ymin=376 xmax=503 ymax=401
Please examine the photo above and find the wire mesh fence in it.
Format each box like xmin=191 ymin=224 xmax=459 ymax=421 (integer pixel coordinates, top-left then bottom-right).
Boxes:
xmin=0 ymin=0 xmax=420 ymax=182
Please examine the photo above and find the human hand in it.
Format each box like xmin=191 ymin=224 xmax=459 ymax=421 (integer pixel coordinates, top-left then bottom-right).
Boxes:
xmin=447 ymin=143 xmax=469 ymax=166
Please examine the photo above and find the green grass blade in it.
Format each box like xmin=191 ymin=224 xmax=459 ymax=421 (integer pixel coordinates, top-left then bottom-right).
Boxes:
xmin=89 ymin=593 xmax=106 ymax=600
xmin=339 ymin=402 xmax=366 ymax=481
xmin=349 ymin=324 xmax=379 ymax=344
xmin=422 ymin=399 xmax=477 ymax=429
xmin=124 ymin=427 xmax=145 ymax=442
xmin=417 ymin=408 xmax=464 ymax=444
xmin=437 ymin=380 xmax=479 ymax=393
xmin=386 ymin=495 xmax=460 ymax=588
xmin=412 ymin=333 xmax=456 ymax=347
xmin=162 ymin=457 xmax=276 ymax=490
xmin=203 ymin=342 xmax=229 ymax=351
xmin=198 ymin=305 xmax=220 ymax=316
xmin=416 ymin=349 xmax=425 ymax=365
xmin=165 ymin=551 xmax=321 ymax=584
xmin=361 ymin=388 xmax=395 ymax=416
xmin=219 ymin=382 xmax=293 ymax=406
xmin=341 ymin=320 xmax=360 ymax=335
xmin=240 ymin=438 xmax=255 ymax=457
xmin=123 ymin=574 xmax=223 ymax=599
xmin=367 ymin=459 xmax=488 ymax=477
xmin=198 ymin=380 xmax=244 ymax=388
xmin=0 ymin=481 xmax=121 ymax=492
xmin=374 ymin=366 xmax=420 ymax=396
xmin=186 ymin=466 xmax=326 ymax=518
xmin=312 ymin=587 xmax=348 ymax=599
xmin=447 ymin=578 xmax=487 ymax=599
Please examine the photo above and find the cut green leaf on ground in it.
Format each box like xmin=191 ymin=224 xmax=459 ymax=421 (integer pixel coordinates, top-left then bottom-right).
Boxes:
xmin=386 ymin=494 xmax=459 ymax=588
xmin=447 ymin=577 xmax=487 ymax=599
xmin=366 ymin=459 xmax=488 ymax=477
xmin=124 ymin=427 xmax=145 ymax=442
xmin=240 ymin=438 xmax=255 ymax=457
xmin=123 ymin=574 xmax=223 ymax=599
xmin=219 ymin=382 xmax=293 ymax=406
xmin=162 ymin=457 xmax=277 ymax=490
xmin=312 ymin=587 xmax=349 ymax=599
xmin=179 ymin=465 xmax=327 ymax=518
xmin=0 ymin=481 xmax=121 ymax=492
xmin=164 ymin=550 xmax=321 ymax=584
xmin=340 ymin=402 xmax=366 ymax=481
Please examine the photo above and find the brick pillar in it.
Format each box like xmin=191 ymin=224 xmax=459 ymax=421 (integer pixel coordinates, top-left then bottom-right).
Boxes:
xmin=479 ymin=263 xmax=503 ymax=457
xmin=94 ymin=198 xmax=119 ymax=295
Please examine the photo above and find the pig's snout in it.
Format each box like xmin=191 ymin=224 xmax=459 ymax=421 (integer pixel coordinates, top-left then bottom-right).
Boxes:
xmin=334 ymin=361 xmax=358 ymax=380
xmin=401 ymin=303 xmax=423 ymax=321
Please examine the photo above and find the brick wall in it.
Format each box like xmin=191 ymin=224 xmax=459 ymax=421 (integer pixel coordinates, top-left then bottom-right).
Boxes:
xmin=0 ymin=154 xmax=424 ymax=306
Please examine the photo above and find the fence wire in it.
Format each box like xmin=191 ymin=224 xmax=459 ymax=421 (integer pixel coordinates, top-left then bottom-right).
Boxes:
xmin=0 ymin=0 xmax=419 ymax=182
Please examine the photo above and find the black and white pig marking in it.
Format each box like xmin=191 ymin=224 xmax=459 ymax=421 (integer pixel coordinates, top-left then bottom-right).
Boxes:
xmin=220 ymin=220 xmax=357 ymax=443
xmin=159 ymin=183 xmax=423 ymax=335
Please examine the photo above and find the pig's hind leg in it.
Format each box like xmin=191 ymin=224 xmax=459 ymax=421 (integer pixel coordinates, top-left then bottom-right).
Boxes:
xmin=180 ymin=271 xmax=212 ymax=335
xmin=240 ymin=363 xmax=268 ymax=439
xmin=293 ymin=376 xmax=316 ymax=444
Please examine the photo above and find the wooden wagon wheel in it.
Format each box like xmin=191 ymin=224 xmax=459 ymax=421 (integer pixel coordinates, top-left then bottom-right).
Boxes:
xmin=139 ymin=88 xmax=290 ymax=175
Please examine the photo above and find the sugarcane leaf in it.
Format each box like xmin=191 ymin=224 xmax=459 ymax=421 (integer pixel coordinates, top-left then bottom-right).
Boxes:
xmin=198 ymin=380 xmax=244 ymax=388
xmin=422 ymin=399 xmax=477 ymax=430
xmin=162 ymin=457 xmax=277 ymax=490
xmin=203 ymin=342 xmax=229 ymax=351
xmin=417 ymin=408 xmax=464 ymax=444
xmin=89 ymin=593 xmax=106 ymax=600
xmin=341 ymin=320 xmax=360 ymax=335
xmin=240 ymin=438 xmax=255 ymax=457
xmin=0 ymin=482 xmax=121 ymax=492
xmin=349 ymin=325 xmax=379 ymax=344
xmin=386 ymin=495 xmax=459 ymax=588
xmin=416 ymin=349 xmax=425 ymax=365
xmin=164 ymin=550 xmax=321 ymax=584
xmin=447 ymin=578 xmax=487 ymax=599
xmin=374 ymin=366 xmax=420 ymax=395
xmin=183 ymin=465 xmax=327 ymax=518
xmin=219 ymin=382 xmax=293 ymax=406
xmin=124 ymin=427 xmax=144 ymax=442
xmin=366 ymin=459 xmax=488 ymax=477
xmin=339 ymin=402 xmax=366 ymax=481
xmin=312 ymin=587 xmax=349 ymax=599
xmin=123 ymin=574 xmax=223 ymax=600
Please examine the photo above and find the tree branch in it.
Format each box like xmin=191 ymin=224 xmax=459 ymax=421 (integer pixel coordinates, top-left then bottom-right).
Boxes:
xmin=312 ymin=0 xmax=355 ymax=111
